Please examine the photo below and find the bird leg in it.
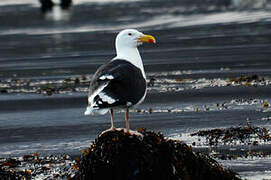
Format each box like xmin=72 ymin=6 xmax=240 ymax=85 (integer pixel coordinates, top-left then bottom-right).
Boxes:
xmin=102 ymin=108 xmax=143 ymax=137
xmin=100 ymin=109 xmax=116 ymax=135
xmin=124 ymin=108 xmax=143 ymax=137
xmin=110 ymin=108 xmax=115 ymax=131
xmin=125 ymin=108 xmax=130 ymax=133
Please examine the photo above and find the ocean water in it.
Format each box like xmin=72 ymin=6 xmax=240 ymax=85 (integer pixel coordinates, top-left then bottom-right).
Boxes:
xmin=0 ymin=0 xmax=271 ymax=179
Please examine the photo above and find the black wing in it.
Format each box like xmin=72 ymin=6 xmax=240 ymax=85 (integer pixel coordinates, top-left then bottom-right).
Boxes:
xmin=88 ymin=59 xmax=146 ymax=108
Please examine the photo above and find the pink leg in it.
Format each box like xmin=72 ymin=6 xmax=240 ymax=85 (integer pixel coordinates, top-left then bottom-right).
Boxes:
xmin=110 ymin=109 xmax=115 ymax=130
xmin=125 ymin=108 xmax=130 ymax=133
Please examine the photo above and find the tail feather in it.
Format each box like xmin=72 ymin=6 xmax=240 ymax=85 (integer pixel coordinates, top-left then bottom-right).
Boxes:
xmin=84 ymin=106 xmax=109 ymax=115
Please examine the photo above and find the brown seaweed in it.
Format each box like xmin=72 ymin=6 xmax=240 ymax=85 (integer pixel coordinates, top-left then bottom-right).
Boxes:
xmin=191 ymin=124 xmax=271 ymax=146
xmin=75 ymin=128 xmax=241 ymax=180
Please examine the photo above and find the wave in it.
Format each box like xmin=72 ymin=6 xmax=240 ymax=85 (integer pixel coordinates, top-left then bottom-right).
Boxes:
xmin=0 ymin=0 xmax=142 ymax=7
xmin=0 ymin=10 xmax=270 ymax=36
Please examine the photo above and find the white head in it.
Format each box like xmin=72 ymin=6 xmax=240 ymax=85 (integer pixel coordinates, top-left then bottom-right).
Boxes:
xmin=114 ymin=29 xmax=156 ymax=79
xmin=115 ymin=29 xmax=156 ymax=50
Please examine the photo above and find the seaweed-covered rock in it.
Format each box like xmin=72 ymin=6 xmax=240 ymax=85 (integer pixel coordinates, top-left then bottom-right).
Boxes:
xmin=75 ymin=129 xmax=241 ymax=180
xmin=227 ymin=74 xmax=269 ymax=86
xmin=0 ymin=154 xmax=75 ymax=179
xmin=191 ymin=124 xmax=271 ymax=146
xmin=228 ymin=74 xmax=261 ymax=83
xmin=0 ymin=162 xmax=31 ymax=180
xmin=0 ymin=76 xmax=90 ymax=95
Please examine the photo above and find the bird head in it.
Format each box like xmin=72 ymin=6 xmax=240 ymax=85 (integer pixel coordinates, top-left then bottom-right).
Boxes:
xmin=116 ymin=29 xmax=156 ymax=49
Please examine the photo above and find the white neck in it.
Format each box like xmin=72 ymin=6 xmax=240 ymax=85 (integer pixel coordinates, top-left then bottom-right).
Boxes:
xmin=113 ymin=46 xmax=146 ymax=79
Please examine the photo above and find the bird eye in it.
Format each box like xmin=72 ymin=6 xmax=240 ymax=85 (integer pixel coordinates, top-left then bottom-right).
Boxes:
xmin=128 ymin=33 xmax=132 ymax=36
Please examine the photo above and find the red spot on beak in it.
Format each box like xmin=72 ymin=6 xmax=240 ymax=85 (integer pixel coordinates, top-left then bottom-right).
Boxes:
xmin=149 ymin=39 xmax=154 ymax=43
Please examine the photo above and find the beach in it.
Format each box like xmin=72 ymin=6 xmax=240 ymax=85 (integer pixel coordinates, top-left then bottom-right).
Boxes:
xmin=0 ymin=0 xmax=271 ymax=179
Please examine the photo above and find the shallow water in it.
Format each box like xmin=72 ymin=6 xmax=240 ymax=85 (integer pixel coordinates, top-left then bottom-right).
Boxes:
xmin=0 ymin=0 xmax=271 ymax=179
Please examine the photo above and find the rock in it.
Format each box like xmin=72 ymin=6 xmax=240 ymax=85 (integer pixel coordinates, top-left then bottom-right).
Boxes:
xmin=191 ymin=124 xmax=271 ymax=146
xmin=74 ymin=129 xmax=241 ymax=180
xmin=263 ymin=101 xmax=270 ymax=108
xmin=0 ymin=89 xmax=7 ymax=93
xmin=228 ymin=74 xmax=260 ymax=83
xmin=0 ymin=154 xmax=75 ymax=179
xmin=147 ymin=77 xmax=156 ymax=87
xmin=0 ymin=167 xmax=31 ymax=180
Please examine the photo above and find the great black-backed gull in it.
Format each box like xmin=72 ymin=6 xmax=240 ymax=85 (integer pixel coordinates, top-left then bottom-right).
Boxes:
xmin=85 ymin=29 xmax=156 ymax=134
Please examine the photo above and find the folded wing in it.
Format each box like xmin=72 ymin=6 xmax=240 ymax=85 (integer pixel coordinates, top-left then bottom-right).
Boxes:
xmin=85 ymin=59 xmax=146 ymax=115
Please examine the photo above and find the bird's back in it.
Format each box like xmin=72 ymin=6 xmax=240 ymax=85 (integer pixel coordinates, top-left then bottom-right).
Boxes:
xmin=87 ymin=59 xmax=146 ymax=113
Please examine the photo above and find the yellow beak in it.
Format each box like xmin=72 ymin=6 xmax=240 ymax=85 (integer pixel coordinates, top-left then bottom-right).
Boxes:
xmin=138 ymin=34 xmax=156 ymax=43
